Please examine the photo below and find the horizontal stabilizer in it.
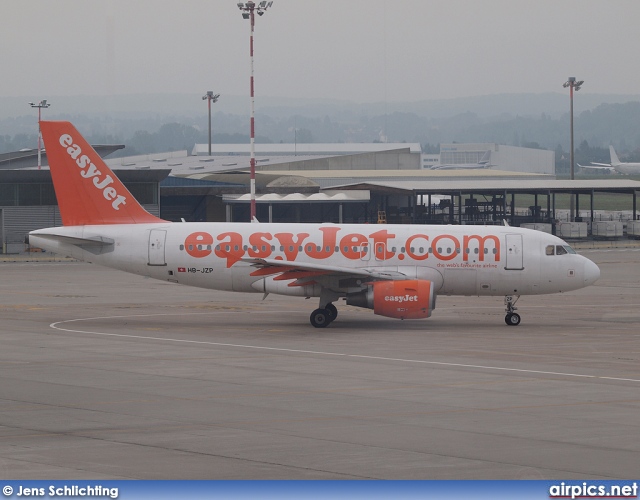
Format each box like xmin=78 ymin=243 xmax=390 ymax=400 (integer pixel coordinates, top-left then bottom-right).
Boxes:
xmin=30 ymin=231 xmax=114 ymax=247
xmin=29 ymin=230 xmax=115 ymax=255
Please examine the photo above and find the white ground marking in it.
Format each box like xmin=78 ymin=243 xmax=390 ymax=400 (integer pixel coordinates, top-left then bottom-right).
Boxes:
xmin=50 ymin=312 xmax=640 ymax=384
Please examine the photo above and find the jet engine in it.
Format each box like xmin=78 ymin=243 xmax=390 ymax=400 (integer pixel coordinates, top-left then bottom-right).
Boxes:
xmin=346 ymin=280 xmax=436 ymax=320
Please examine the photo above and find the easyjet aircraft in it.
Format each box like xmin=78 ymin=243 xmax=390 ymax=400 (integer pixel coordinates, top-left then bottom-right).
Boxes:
xmin=29 ymin=121 xmax=600 ymax=327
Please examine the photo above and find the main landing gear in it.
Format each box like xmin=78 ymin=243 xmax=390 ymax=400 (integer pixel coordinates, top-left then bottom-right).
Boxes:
xmin=310 ymin=303 xmax=338 ymax=328
xmin=310 ymin=290 xmax=341 ymax=328
xmin=504 ymin=295 xmax=521 ymax=326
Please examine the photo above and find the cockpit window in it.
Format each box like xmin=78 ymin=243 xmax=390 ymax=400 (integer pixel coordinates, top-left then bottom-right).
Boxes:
xmin=547 ymin=244 xmax=577 ymax=256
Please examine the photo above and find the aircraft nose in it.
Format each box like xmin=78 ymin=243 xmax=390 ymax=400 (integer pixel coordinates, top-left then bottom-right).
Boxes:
xmin=584 ymin=258 xmax=600 ymax=285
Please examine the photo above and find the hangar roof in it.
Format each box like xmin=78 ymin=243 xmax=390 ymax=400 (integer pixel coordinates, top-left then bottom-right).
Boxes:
xmin=105 ymin=151 xmax=325 ymax=176
xmin=260 ymin=169 xmax=550 ymax=180
xmin=0 ymin=145 xmax=125 ymax=170
xmin=328 ymin=179 xmax=640 ymax=195
xmin=192 ymin=143 xmax=421 ymax=155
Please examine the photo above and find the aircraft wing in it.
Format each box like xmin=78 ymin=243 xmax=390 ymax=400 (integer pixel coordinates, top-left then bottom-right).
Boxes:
xmin=579 ymin=163 xmax=615 ymax=172
xmin=242 ymin=257 xmax=408 ymax=291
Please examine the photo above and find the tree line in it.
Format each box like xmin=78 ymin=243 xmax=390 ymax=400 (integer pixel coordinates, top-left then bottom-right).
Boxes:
xmin=2 ymin=102 xmax=640 ymax=164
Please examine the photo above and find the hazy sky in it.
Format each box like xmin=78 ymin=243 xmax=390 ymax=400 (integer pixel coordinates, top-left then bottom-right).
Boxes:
xmin=3 ymin=0 xmax=640 ymax=104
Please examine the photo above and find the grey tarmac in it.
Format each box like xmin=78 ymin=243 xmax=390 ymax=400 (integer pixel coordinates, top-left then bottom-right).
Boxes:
xmin=0 ymin=248 xmax=639 ymax=479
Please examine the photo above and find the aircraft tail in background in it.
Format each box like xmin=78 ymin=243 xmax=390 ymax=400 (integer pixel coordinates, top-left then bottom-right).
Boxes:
xmin=609 ymin=145 xmax=621 ymax=166
xmin=39 ymin=121 xmax=164 ymax=226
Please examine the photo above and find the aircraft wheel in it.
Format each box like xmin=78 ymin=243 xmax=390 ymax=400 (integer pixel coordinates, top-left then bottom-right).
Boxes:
xmin=310 ymin=308 xmax=330 ymax=328
xmin=505 ymin=313 xmax=521 ymax=326
xmin=325 ymin=303 xmax=338 ymax=321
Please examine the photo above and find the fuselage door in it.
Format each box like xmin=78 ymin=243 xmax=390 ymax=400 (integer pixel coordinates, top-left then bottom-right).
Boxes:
xmin=505 ymin=233 xmax=524 ymax=270
xmin=148 ymin=229 xmax=167 ymax=266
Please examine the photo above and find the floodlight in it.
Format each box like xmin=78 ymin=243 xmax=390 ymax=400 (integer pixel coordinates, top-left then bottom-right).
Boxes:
xmin=257 ymin=10 xmax=264 ymax=15
xmin=259 ymin=1 xmax=267 ymax=7
xmin=242 ymin=12 xmax=249 ymax=18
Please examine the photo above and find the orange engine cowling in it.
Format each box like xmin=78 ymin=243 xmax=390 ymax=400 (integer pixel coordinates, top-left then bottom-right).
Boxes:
xmin=346 ymin=280 xmax=436 ymax=320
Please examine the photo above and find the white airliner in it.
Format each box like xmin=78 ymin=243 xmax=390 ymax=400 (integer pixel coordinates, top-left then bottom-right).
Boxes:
xmin=430 ymin=150 xmax=493 ymax=170
xmin=580 ymin=146 xmax=640 ymax=175
xmin=29 ymin=121 xmax=600 ymax=327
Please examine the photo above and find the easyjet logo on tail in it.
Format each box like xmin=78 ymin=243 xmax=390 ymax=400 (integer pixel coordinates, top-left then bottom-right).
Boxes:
xmin=59 ymin=134 xmax=127 ymax=211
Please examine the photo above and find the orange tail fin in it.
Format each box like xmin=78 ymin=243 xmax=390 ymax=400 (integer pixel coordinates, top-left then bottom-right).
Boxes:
xmin=40 ymin=121 xmax=164 ymax=226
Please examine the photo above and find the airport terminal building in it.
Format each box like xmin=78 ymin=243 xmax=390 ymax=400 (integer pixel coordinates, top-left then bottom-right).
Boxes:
xmin=2 ymin=140 xmax=639 ymax=253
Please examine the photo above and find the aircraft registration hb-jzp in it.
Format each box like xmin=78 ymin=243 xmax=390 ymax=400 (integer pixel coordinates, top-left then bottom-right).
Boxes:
xmin=29 ymin=121 xmax=600 ymax=328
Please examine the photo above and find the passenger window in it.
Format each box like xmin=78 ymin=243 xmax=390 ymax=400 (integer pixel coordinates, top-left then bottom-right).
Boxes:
xmin=546 ymin=245 xmax=554 ymax=256
xmin=556 ymin=245 xmax=568 ymax=255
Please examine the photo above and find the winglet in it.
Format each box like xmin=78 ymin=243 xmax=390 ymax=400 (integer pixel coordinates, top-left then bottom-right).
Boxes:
xmin=40 ymin=121 xmax=165 ymax=226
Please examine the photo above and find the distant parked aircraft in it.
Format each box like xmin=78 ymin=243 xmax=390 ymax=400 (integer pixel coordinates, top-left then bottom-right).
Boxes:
xmin=579 ymin=146 xmax=640 ymax=175
xmin=430 ymin=150 xmax=493 ymax=170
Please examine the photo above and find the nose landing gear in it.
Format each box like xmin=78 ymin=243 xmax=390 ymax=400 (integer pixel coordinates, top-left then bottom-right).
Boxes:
xmin=504 ymin=295 xmax=521 ymax=326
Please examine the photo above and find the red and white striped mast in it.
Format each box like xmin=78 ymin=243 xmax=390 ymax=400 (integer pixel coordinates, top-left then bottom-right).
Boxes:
xmin=238 ymin=1 xmax=273 ymax=222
